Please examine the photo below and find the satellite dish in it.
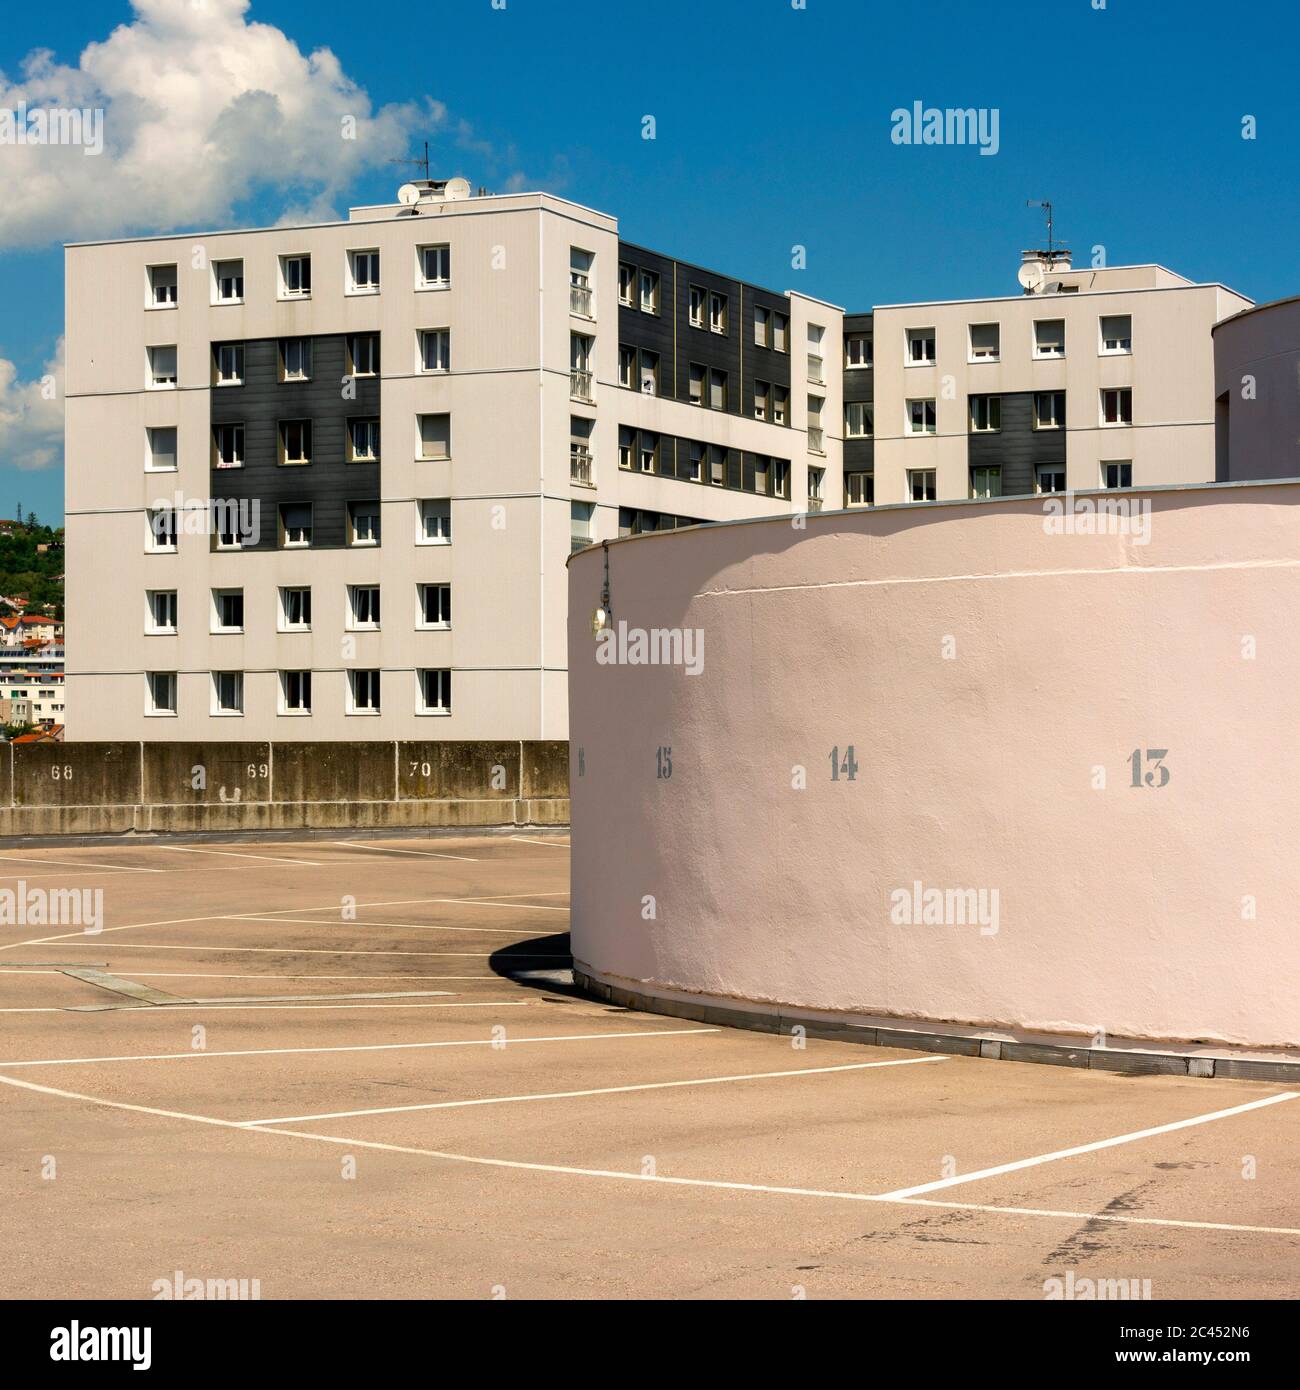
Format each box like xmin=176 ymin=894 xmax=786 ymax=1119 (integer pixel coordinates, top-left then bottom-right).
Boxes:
xmin=397 ymin=183 xmax=422 ymax=206
xmin=1018 ymin=257 xmax=1045 ymax=293
xmin=443 ymin=177 xmax=472 ymax=201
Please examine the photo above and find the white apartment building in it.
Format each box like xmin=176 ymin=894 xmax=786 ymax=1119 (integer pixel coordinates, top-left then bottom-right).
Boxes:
xmin=64 ymin=181 xmax=843 ymax=740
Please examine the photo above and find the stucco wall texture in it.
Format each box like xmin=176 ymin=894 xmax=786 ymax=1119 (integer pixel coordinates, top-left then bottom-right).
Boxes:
xmin=567 ymin=482 xmax=1300 ymax=1052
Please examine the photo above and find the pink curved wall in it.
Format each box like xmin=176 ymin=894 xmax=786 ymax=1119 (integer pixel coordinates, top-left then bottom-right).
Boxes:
xmin=567 ymin=483 xmax=1300 ymax=1052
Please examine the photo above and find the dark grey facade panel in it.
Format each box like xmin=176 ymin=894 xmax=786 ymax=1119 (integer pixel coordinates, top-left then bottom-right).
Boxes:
xmin=209 ymin=335 xmax=380 ymax=550
xmin=966 ymin=391 xmax=1065 ymax=497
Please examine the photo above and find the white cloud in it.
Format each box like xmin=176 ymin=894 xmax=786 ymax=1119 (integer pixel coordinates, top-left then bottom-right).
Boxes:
xmin=0 ymin=0 xmax=433 ymax=248
xmin=0 ymin=339 xmax=64 ymax=472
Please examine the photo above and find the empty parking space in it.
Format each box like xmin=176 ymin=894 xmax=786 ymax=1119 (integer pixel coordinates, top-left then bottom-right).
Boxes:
xmin=1 ymin=828 xmax=1296 ymax=1299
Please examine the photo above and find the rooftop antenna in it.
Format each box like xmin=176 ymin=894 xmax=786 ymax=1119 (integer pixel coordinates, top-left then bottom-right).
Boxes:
xmin=1026 ymin=199 xmax=1056 ymax=256
xmin=389 ymin=141 xmax=432 ymax=183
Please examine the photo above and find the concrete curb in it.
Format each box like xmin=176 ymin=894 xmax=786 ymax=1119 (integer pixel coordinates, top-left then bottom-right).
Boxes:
xmin=572 ymin=969 xmax=1300 ymax=1085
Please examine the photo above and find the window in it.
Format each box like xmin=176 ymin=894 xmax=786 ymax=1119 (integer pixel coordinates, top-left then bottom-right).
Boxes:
xmin=907 ymin=399 xmax=937 ymax=435
xmin=214 ymin=342 xmax=244 ymax=385
xmin=969 ymin=395 xmax=1001 ymax=433
xmin=808 ymin=395 xmax=825 ymax=453
xmin=280 ymin=254 xmax=311 ymax=297
xmin=149 ymin=264 xmax=177 ymax=308
xmin=349 ymin=418 xmax=380 ymax=462
xmin=147 ymin=508 xmax=178 ymax=551
xmin=148 ymin=345 xmax=177 ymax=388
xmin=147 ymin=590 xmax=177 ymax=633
xmin=639 ymin=269 xmax=659 ymax=314
xmin=688 ymin=362 xmax=705 ymax=405
xmin=212 ymin=671 xmax=243 ymax=715
xmin=280 ymin=586 xmax=312 ymax=630
xmin=349 ymin=669 xmax=381 ymax=714
xmin=808 ymin=466 xmax=825 ymax=502
xmin=279 ymin=420 xmax=312 ymax=465
xmin=212 ymin=589 xmax=244 ymax=633
xmin=753 ymin=456 xmax=769 ymax=495
xmin=618 ymin=426 xmax=634 ymax=471
xmin=709 ymin=368 xmax=727 ymax=412
xmin=569 ymin=247 xmax=594 ymax=316
xmin=1034 ymin=391 xmax=1065 ymax=430
xmin=571 ymin=501 xmax=596 ymax=553
xmin=348 ymin=501 xmax=381 ymax=546
xmin=1034 ymin=319 xmax=1065 ymax=358
xmin=420 ymin=243 xmax=450 ymax=288
xmin=349 ymin=249 xmax=380 ymax=292
xmin=709 ymin=291 xmax=728 ymax=335
xmin=147 ymin=426 xmax=177 ymax=472
xmin=348 ymin=585 xmax=381 ymax=629
xmin=846 ymin=472 xmax=874 ymax=507
xmin=970 ymin=466 xmax=1002 ymax=499
xmin=906 ymin=327 xmax=936 ymax=364
xmin=618 ymin=262 xmax=635 ymax=305
xmin=213 ymin=423 xmax=243 ymax=469
xmin=773 ymin=313 xmax=789 ymax=353
xmin=845 ymin=402 xmax=873 ymax=438
xmin=570 ymin=416 xmax=594 ymax=484
xmin=214 ymin=259 xmax=243 ymax=303
xmin=845 ymin=333 xmax=872 ymax=368
xmin=1100 ymin=314 xmax=1132 ymax=354
xmin=754 ymin=305 xmax=770 ymax=347
xmin=617 ymin=345 xmax=635 ymax=389
xmin=419 ymin=499 xmax=451 ymax=544
xmin=420 ymin=329 xmax=450 ymax=372
xmin=772 ymin=385 xmax=789 ymax=426
xmin=280 ymin=670 xmax=312 ymax=714
xmin=213 ymin=505 xmax=243 ymax=550
xmin=1101 ymin=388 xmax=1133 ymax=425
xmin=687 ymin=441 xmax=704 ymax=483
xmin=279 ymin=503 xmax=312 ymax=548
xmin=418 ymin=668 xmax=451 ymax=715
xmin=1036 ymin=464 xmax=1066 ymax=494
xmin=754 ymin=381 xmax=771 ymax=422
xmin=689 ymin=285 xmax=705 ymax=328
xmin=709 ymin=445 xmax=726 ymax=486
xmin=1102 ymin=460 xmax=1133 ymax=489
xmin=349 ymin=334 xmax=379 ymax=377
xmin=571 ymin=334 xmax=593 ymax=400
xmin=419 ymin=582 xmax=451 ymax=627
xmin=969 ymin=323 xmax=1000 ymax=361
xmin=147 ymin=671 xmax=177 ymax=715
xmin=908 ymin=468 xmax=937 ymax=502
xmin=639 ymin=350 xmax=659 ymax=396
xmin=807 ymin=324 xmax=826 ymax=382
xmin=639 ymin=432 xmax=659 ymax=473
xmin=282 ymin=337 xmax=312 ymax=381
xmin=418 ymin=413 xmax=451 ymax=460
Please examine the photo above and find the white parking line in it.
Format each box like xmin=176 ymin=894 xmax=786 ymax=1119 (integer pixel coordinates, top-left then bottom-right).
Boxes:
xmin=0 ymin=854 xmax=162 ymax=874
xmin=1 ymin=1074 xmax=1296 ymax=1240
xmin=331 ymin=841 xmax=478 ymax=862
xmin=0 ymin=1027 xmax=719 ymax=1068
xmin=510 ymin=836 xmax=569 ymax=849
xmin=156 ymin=846 xmax=326 ymax=867
xmin=877 ymin=1091 xmax=1300 ymax=1199
xmin=231 ymin=916 xmax=530 ymax=936
xmin=242 ymin=1056 xmax=945 ymax=1126
xmin=2 ymin=942 xmax=566 ymax=958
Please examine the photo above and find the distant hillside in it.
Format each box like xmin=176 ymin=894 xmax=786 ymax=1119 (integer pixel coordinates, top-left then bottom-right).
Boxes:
xmin=0 ymin=517 xmax=65 ymax=620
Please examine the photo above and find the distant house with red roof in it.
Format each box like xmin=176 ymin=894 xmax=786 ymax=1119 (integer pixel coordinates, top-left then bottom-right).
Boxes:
xmin=0 ymin=613 xmax=61 ymax=646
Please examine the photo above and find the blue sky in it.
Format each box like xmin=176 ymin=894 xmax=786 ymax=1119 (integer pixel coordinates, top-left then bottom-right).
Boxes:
xmin=3 ymin=0 xmax=1298 ymax=523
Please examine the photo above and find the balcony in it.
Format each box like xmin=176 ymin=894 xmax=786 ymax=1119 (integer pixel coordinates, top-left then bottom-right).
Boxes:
xmin=807 ymin=353 xmax=825 ymax=384
xmin=570 ymin=369 xmax=594 ymax=403
xmin=807 ymin=426 xmax=825 ymax=455
xmin=807 ymin=497 xmax=823 ymax=512
xmin=570 ymin=283 xmax=594 ymax=318
xmin=570 ymin=445 xmax=595 ymax=487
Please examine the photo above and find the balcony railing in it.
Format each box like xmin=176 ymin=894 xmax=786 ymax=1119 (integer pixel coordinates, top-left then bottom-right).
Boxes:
xmin=570 ymin=369 xmax=594 ymax=403
xmin=570 ymin=283 xmax=594 ymax=317
xmin=807 ymin=353 xmax=825 ymax=384
xmin=570 ymin=446 xmax=595 ymax=486
xmin=807 ymin=497 xmax=824 ymax=512
xmin=807 ymin=426 xmax=825 ymax=454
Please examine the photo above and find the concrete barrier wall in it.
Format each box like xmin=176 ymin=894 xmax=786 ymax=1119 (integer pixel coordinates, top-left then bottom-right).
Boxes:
xmin=568 ymin=481 xmax=1300 ymax=1053
xmin=0 ymin=741 xmax=568 ymax=837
